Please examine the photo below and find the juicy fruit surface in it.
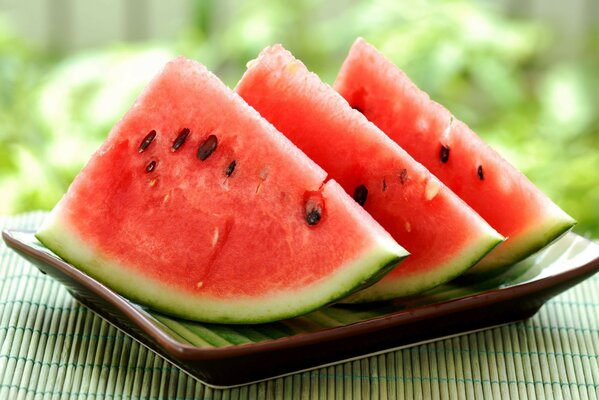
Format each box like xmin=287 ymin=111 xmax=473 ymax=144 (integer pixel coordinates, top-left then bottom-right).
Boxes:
xmin=334 ymin=38 xmax=575 ymax=273
xmin=237 ymin=45 xmax=503 ymax=301
xmin=37 ymin=57 xmax=407 ymax=323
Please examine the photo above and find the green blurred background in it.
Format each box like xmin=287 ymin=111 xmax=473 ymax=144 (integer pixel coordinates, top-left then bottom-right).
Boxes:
xmin=0 ymin=0 xmax=597 ymax=235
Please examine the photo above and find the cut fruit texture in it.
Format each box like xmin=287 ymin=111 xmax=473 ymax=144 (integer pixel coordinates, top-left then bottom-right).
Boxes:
xmin=236 ymin=45 xmax=504 ymax=302
xmin=334 ymin=38 xmax=576 ymax=276
xmin=36 ymin=57 xmax=408 ymax=323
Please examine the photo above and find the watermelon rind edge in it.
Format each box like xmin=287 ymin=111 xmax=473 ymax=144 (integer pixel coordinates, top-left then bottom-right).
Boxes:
xmin=341 ymin=222 xmax=505 ymax=303
xmin=465 ymin=207 xmax=576 ymax=277
xmin=34 ymin=211 xmax=409 ymax=324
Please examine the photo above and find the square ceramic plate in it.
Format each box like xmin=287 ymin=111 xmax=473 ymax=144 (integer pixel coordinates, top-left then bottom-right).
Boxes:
xmin=3 ymin=230 xmax=599 ymax=388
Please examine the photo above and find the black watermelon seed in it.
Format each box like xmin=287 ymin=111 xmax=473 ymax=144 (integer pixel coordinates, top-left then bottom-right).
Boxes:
xmin=353 ymin=184 xmax=368 ymax=207
xmin=225 ymin=160 xmax=236 ymax=177
xmin=440 ymin=145 xmax=450 ymax=163
xmin=400 ymin=169 xmax=408 ymax=185
xmin=172 ymin=128 xmax=190 ymax=152
xmin=477 ymin=165 xmax=484 ymax=180
xmin=138 ymin=130 xmax=156 ymax=153
xmin=145 ymin=160 xmax=156 ymax=173
xmin=306 ymin=208 xmax=322 ymax=226
xmin=305 ymin=194 xmax=324 ymax=226
xmin=197 ymin=134 xmax=218 ymax=161
xmin=352 ymin=105 xmax=363 ymax=114
xmin=382 ymin=179 xmax=387 ymax=192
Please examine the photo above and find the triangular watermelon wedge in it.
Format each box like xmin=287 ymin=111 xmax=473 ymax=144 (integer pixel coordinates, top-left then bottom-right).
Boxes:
xmin=236 ymin=45 xmax=504 ymax=302
xmin=334 ymin=38 xmax=576 ymax=276
xmin=36 ymin=57 xmax=408 ymax=323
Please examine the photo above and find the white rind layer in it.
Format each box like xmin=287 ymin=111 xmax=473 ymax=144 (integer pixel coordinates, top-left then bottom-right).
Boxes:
xmin=466 ymin=202 xmax=576 ymax=275
xmin=36 ymin=207 xmax=408 ymax=324
xmin=343 ymin=217 xmax=504 ymax=302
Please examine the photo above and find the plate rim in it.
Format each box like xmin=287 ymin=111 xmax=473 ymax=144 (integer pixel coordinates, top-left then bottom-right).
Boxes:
xmin=3 ymin=229 xmax=599 ymax=361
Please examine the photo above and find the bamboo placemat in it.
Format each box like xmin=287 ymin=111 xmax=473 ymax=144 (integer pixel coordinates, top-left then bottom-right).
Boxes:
xmin=1 ymin=212 xmax=598 ymax=399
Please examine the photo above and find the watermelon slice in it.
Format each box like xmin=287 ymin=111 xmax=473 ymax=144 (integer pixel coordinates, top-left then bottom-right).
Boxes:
xmin=334 ymin=38 xmax=576 ymax=275
xmin=236 ymin=45 xmax=503 ymax=302
xmin=36 ymin=57 xmax=409 ymax=323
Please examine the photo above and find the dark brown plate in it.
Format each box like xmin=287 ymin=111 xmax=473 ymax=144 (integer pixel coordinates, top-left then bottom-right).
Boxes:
xmin=3 ymin=230 xmax=599 ymax=388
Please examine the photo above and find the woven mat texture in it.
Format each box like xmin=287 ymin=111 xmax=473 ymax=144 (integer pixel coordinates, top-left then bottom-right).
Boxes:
xmin=1 ymin=212 xmax=598 ymax=399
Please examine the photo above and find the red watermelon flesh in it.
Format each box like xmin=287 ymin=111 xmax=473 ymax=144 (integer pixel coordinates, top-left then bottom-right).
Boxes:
xmin=236 ymin=45 xmax=503 ymax=301
xmin=36 ymin=57 xmax=408 ymax=323
xmin=334 ymin=38 xmax=576 ymax=275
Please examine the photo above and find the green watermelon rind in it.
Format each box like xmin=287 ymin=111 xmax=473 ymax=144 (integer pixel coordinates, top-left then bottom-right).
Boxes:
xmin=341 ymin=223 xmax=504 ymax=303
xmin=465 ymin=207 xmax=576 ymax=277
xmin=35 ymin=212 xmax=408 ymax=324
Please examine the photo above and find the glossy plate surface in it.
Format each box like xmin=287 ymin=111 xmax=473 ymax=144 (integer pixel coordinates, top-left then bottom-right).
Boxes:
xmin=3 ymin=230 xmax=599 ymax=388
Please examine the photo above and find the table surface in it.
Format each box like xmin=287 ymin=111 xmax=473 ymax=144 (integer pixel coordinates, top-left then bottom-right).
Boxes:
xmin=1 ymin=212 xmax=598 ymax=399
